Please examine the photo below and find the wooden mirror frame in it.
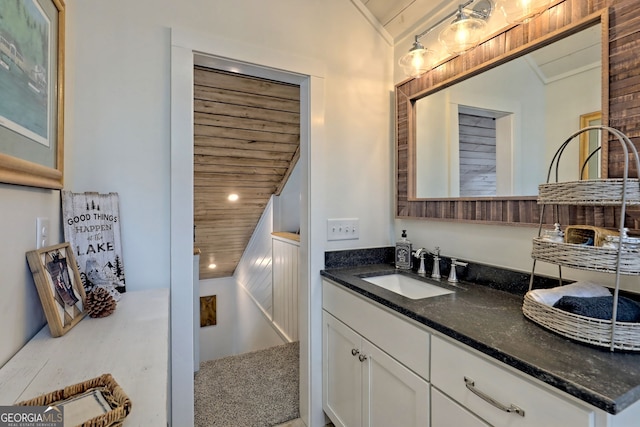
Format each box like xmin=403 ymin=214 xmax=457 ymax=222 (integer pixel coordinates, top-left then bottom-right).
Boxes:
xmin=396 ymin=3 xmax=614 ymax=227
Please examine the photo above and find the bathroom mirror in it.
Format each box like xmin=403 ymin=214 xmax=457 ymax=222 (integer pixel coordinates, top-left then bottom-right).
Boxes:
xmin=414 ymin=24 xmax=602 ymax=198
xmin=396 ymin=8 xmax=609 ymax=225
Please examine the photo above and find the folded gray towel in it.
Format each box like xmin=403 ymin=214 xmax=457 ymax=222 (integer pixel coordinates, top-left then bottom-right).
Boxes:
xmin=553 ymin=295 xmax=640 ymax=322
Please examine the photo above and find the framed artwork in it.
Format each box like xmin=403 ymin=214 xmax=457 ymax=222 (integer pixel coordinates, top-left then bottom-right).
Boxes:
xmin=0 ymin=0 xmax=65 ymax=189
xmin=200 ymin=295 xmax=217 ymax=327
xmin=26 ymin=242 xmax=86 ymax=337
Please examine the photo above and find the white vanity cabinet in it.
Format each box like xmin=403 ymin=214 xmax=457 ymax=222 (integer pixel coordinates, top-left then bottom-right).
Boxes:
xmin=322 ymin=278 xmax=640 ymax=427
xmin=322 ymin=280 xmax=430 ymax=427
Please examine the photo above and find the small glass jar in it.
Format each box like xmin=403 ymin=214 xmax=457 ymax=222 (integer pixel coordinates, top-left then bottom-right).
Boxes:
xmin=542 ymin=223 xmax=564 ymax=243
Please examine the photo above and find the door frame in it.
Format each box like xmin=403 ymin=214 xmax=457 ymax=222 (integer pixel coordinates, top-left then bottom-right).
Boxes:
xmin=170 ymin=28 xmax=326 ymax=427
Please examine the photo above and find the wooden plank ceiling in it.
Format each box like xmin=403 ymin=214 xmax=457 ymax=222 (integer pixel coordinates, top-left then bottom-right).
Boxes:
xmin=194 ymin=67 xmax=300 ymax=279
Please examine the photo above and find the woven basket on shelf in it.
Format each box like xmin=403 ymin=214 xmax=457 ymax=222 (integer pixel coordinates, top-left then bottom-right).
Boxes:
xmin=16 ymin=373 xmax=131 ymax=427
xmin=531 ymin=237 xmax=640 ymax=275
xmin=564 ymin=225 xmax=618 ymax=247
xmin=538 ymin=178 xmax=640 ymax=205
xmin=523 ymin=293 xmax=640 ymax=351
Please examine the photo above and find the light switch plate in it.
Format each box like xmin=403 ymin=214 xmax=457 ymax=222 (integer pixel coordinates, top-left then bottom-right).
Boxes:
xmin=36 ymin=217 xmax=50 ymax=249
xmin=327 ymin=218 xmax=359 ymax=241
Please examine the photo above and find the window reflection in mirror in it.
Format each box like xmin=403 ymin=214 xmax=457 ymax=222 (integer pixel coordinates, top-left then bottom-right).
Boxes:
xmin=414 ymin=24 xmax=602 ymax=199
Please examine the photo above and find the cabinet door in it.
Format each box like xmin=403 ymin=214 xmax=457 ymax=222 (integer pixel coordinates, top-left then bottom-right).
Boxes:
xmin=432 ymin=387 xmax=490 ymax=427
xmin=362 ymin=339 xmax=429 ymax=427
xmin=323 ymin=312 xmax=363 ymax=427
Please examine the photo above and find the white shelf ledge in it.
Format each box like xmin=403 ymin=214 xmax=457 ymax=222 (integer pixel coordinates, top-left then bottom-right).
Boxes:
xmin=0 ymin=288 xmax=169 ymax=426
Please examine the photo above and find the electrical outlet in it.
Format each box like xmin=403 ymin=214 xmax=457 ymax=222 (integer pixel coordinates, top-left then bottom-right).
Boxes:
xmin=327 ymin=218 xmax=359 ymax=241
xmin=36 ymin=217 xmax=50 ymax=249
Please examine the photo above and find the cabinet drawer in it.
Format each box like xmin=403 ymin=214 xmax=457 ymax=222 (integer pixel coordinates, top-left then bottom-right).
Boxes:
xmin=322 ymin=279 xmax=430 ymax=380
xmin=431 ymin=335 xmax=595 ymax=427
xmin=432 ymin=387 xmax=490 ymax=427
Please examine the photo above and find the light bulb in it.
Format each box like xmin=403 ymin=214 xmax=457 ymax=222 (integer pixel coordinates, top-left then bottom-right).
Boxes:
xmin=411 ymin=52 xmax=425 ymax=70
xmin=439 ymin=16 xmax=486 ymax=55
xmin=399 ymin=46 xmax=435 ymax=78
xmin=455 ymin=26 xmax=471 ymax=45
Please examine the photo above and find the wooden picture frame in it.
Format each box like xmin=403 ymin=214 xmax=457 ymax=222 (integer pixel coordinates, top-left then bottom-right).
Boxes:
xmin=26 ymin=242 xmax=86 ymax=337
xmin=0 ymin=0 xmax=65 ymax=189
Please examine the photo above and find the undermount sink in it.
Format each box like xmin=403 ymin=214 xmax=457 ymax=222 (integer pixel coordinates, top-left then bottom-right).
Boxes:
xmin=360 ymin=273 xmax=454 ymax=300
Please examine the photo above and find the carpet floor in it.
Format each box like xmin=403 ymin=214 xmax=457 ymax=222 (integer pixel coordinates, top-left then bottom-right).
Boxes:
xmin=195 ymin=341 xmax=300 ymax=427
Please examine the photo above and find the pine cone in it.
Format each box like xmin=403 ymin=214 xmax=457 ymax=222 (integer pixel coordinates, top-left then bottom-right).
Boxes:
xmin=85 ymin=287 xmax=117 ymax=318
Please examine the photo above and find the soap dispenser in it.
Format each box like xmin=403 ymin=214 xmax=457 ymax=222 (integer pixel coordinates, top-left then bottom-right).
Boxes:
xmin=395 ymin=230 xmax=412 ymax=270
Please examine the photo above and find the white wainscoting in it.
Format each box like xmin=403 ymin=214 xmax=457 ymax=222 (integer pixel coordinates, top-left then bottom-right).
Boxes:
xmin=233 ymin=197 xmax=300 ymax=345
xmin=272 ymin=234 xmax=300 ymax=341
xmin=235 ymin=198 xmax=274 ymax=318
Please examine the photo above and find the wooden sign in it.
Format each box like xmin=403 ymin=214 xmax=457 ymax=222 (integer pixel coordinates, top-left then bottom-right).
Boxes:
xmin=62 ymin=191 xmax=126 ymax=294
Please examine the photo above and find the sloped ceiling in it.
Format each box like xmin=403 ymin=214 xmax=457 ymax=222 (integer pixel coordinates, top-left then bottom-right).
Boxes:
xmin=360 ymin=0 xmax=449 ymax=41
xmin=194 ymin=67 xmax=300 ymax=280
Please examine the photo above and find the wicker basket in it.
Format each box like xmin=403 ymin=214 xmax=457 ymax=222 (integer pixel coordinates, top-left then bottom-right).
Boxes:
xmin=523 ymin=293 xmax=640 ymax=351
xmin=564 ymin=225 xmax=619 ymax=247
xmin=16 ymin=373 xmax=131 ymax=427
xmin=531 ymin=237 xmax=640 ymax=275
xmin=528 ymin=126 xmax=640 ymax=351
xmin=538 ymin=179 xmax=640 ymax=205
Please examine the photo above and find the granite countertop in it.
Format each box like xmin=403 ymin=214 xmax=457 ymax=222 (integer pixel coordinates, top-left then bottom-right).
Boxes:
xmin=320 ymin=263 xmax=640 ymax=415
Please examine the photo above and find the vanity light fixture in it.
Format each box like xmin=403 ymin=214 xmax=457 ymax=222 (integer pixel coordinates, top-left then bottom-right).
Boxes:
xmin=398 ymin=37 xmax=437 ymax=78
xmin=399 ymin=0 xmax=493 ymax=78
xmin=494 ymin=0 xmax=550 ymax=24
xmin=438 ymin=0 xmax=493 ymax=55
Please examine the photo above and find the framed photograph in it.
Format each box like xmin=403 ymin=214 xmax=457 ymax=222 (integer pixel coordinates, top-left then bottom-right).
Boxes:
xmin=26 ymin=242 xmax=86 ymax=337
xmin=0 ymin=0 xmax=65 ymax=189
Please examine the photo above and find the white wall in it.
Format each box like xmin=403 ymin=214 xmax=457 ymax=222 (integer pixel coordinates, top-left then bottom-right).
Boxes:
xmin=235 ymin=284 xmax=285 ymax=355
xmin=66 ymin=1 xmax=392 ymax=426
xmin=0 ymin=186 xmax=61 ymax=366
xmin=546 ymin=66 xmax=601 ymax=181
xmin=274 ymin=162 xmax=301 ymax=234
xmin=198 ymin=276 xmax=285 ymax=363
xmin=199 ymin=277 xmax=237 ymax=362
xmin=66 ymin=0 xmax=393 ymax=261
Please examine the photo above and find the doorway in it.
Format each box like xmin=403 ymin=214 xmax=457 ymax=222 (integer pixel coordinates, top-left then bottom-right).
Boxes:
xmin=171 ymin=31 xmax=326 ymax=427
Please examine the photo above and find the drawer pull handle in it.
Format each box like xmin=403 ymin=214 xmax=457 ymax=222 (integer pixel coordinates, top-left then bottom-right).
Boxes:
xmin=358 ymin=354 xmax=368 ymax=362
xmin=464 ymin=376 xmax=525 ymax=417
xmin=351 ymin=348 xmax=360 ymax=356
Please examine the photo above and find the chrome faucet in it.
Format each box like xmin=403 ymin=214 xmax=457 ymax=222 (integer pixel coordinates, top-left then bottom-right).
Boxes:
xmin=413 ymin=248 xmax=427 ymax=275
xmin=431 ymin=247 xmax=441 ymax=279
xmin=448 ymin=258 xmax=468 ymax=283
